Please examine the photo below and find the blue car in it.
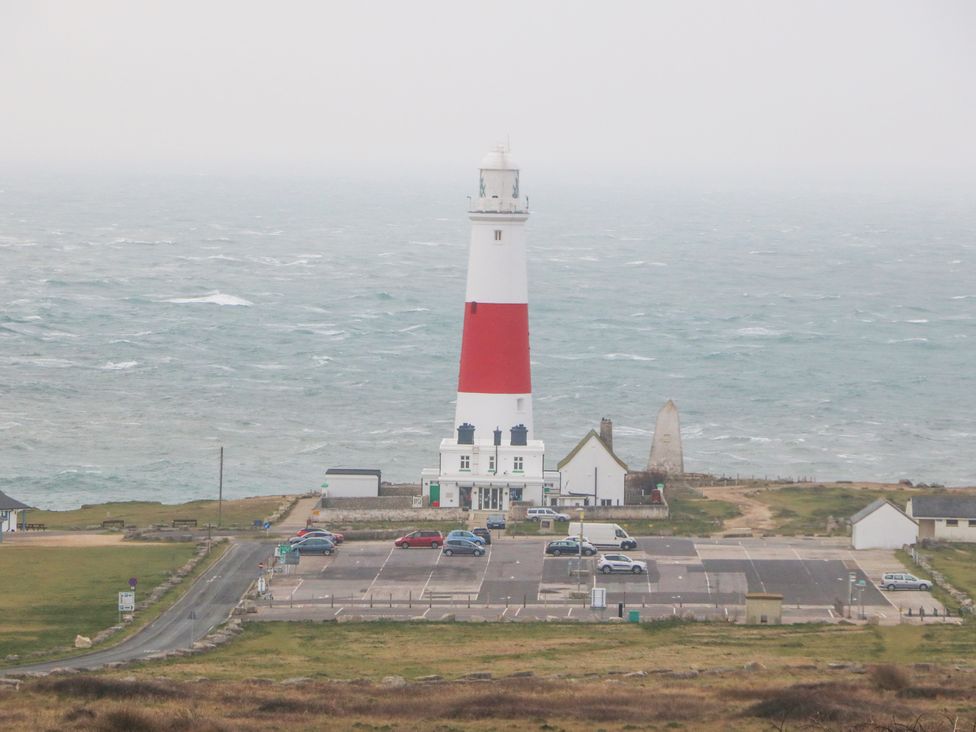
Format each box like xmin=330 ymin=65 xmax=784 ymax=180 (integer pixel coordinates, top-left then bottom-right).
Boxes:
xmin=446 ymin=529 xmax=486 ymax=546
xmin=291 ymin=537 xmax=336 ymax=556
xmin=442 ymin=538 xmax=485 ymax=557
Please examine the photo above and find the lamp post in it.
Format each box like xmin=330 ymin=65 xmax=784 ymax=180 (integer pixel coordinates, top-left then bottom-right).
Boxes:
xmin=577 ymin=509 xmax=585 ymax=596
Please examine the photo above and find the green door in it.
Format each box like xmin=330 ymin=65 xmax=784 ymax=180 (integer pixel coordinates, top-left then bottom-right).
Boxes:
xmin=430 ymin=482 xmax=440 ymax=506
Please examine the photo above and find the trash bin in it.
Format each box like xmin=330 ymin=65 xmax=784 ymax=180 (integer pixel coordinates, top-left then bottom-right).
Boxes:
xmin=628 ymin=610 xmax=640 ymax=623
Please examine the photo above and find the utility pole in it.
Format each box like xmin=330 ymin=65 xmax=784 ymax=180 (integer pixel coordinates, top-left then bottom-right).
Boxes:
xmin=218 ymin=446 xmax=224 ymax=528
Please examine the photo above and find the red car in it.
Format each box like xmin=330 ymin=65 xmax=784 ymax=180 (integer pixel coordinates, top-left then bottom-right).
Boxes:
xmin=394 ymin=530 xmax=443 ymax=549
xmin=296 ymin=528 xmax=344 ymax=543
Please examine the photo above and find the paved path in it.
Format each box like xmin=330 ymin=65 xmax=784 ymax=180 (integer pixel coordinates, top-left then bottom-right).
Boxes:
xmin=0 ymin=540 xmax=273 ymax=676
xmin=275 ymin=496 xmax=321 ymax=533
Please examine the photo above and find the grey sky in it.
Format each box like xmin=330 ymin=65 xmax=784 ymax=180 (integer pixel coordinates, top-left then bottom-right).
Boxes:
xmin=2 ymin=1 xmax=974 ymax=180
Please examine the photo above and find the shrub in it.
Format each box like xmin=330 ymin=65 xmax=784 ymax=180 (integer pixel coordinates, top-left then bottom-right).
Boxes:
xmin=870 ymin=664 xmax=911 ymax=691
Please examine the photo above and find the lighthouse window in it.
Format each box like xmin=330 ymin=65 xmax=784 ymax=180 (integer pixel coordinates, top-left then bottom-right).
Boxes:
xmin=489 ymin=455 xmax=495 ymax=471
xmin=494 ymin=230 xmax=502 ymax=241
xmin=516 ymin=398 xmax=524 ymax=412
xmin=460 ymin=455 xmax=470 ymax=470
xmin=513 ymin=456 xmax=523 ymax=471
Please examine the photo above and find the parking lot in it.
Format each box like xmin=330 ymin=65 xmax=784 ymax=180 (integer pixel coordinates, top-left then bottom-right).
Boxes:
xmin=255 ymin=534 xmax=948 ymax=623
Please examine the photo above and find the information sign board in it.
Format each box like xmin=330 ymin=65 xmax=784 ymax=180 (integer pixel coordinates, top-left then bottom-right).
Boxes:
xmin=118 ymin=591 xmax=135 ymax=612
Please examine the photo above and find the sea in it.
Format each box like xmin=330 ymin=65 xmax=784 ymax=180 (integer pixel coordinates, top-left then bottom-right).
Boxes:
xmin=1 ymin=172 xmax=974 ymax=510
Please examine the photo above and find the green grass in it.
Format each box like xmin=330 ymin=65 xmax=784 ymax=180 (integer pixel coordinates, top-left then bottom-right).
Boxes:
xmin=629 ymin=495 xmax=741 ymax=536
xmin=135 ymin=620 xmax=976 ymax=682
xmin=921 ymin=543 xmax=976 ymax=600
xmin=27 ymin=496 xmax=288 ymax=530
xmin=756 ymin=485 xmax=915 ymax=536
xmin=0 ymin=543 xmax=198 ymax=658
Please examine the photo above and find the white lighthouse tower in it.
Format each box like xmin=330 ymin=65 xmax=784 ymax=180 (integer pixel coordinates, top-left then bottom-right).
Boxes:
xmin=421 ymin=146 xmax=555 ymax=512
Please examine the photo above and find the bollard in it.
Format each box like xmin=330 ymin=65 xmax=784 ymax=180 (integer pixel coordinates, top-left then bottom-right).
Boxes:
xmin=523 ymin=594 xmax=527 ymax=609
xmin=409 ymin=590 xmax=412 ymax=608
xmin=370 ymin=594 xmax=373 ymax=609
xmin=331 ymin=595 xmax=334 ymax=609
xmin=468 ymin=594 xmax=471 ymax=609
xmin=389 ymin=593 xmax=392 ymax=608
xmin=618 ymin=602 xmax=624 ymax=618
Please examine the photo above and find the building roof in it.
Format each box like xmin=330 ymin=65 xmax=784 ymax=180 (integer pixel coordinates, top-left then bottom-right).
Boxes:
xmin=556 ymin=430 xmax=629 ymax=471
xmin=910 ymin=494 xmax=976 ymax=519
xmin=0 ymin=490 xmax=30 ymax=511
xmin=325 ymin=468 xmax=381 ymax=478
xmin=850 ymin=497 xmax=915 ymax=525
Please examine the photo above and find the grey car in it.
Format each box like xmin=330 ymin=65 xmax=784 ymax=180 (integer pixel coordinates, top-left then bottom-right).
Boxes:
xmin=879 ymin=572 xmax=930 ymax=591
xmin=442 ymin=538 xmax=485 ymax=557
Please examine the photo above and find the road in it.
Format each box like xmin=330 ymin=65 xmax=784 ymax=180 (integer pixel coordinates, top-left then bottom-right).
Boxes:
xmin=1 ymin=540 xmax=273 ymax=676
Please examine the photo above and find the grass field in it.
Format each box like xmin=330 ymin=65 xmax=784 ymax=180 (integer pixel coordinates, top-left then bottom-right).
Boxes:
xmin=27 ymin=496 xmax=287 ymax=530
xmin=923 ymin=543 xmax=976 ymax=599
xmin=135 ymin=619 xmax=976 ymax=682
xmin=0 ymin=543 xmax=198 ymax=658
xmin=756 ymin=484 xmax=916 ymax=535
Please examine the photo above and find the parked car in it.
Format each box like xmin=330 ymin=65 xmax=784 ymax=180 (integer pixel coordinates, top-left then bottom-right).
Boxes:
xmin=471 ymin=527 xmax=492 ymax=545
xmin=546 ymin=539 xmax=596 ymax=556
xmin=486 ymin=514 xmax=507 ymax=529
xmin=526 ymin=507 xmax=571 ymax=522
xmin=289 ymin=530 xmax=343 ymax=545
xmin=296 ymin=527 xmax=345 ymax=542
xmin=442 ymin=538 xmax=485 ymax=557
xmin=879 ymin=572 xmax=930 ymax=591
xmin=446 ymin=529 xmax=486 ymax=545
xmin=394 ymin=530 xmax=444 ymax=549
xmin=290 ymin=537 xmax=336 ymax=556
xmin=597 ymin=553 xmax=647 ymax=574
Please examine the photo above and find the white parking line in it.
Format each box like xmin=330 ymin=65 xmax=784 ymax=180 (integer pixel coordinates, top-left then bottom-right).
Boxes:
xmin=419 ymin=550 xmax=442 ymax=599
xmin=476 ymin=545 xmax=494 ymax=596
xmin=363 ymin=546 xmax=395 ymax=596
xmin=741 ymin=542 xmax=768 ymax=592
xmin=290 ymin=579 xmax=304 ymax=600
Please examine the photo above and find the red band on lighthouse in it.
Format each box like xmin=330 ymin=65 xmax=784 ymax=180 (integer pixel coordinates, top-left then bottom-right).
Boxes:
xmin=457 ymin=302 xmax=531 ymax=394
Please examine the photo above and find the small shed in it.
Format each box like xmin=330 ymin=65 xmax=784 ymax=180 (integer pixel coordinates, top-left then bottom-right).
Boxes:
xmin=322 ymin=468 xmax=381 ymax=498
xmin=850 ymin=498 xmax=918 ymax=550
xmin=745 ymin=593 xmax=783 ymax=624
xmin=0 ymin=490 xmax=30 ymax=534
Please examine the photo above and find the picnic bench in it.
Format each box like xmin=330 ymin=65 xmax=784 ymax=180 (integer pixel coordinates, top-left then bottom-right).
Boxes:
xmin=172 ymin=518 xmax=198 ymax=529
xmin=24 ymin=523 xmax=46 ymax=531
xmin=102 ymin=519 xmax=126 ymax=529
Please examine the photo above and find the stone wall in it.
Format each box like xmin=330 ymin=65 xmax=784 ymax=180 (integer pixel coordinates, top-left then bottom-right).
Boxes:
xmin=379 ymin=483 xmax=422 ymax=497
xmin=323 ymin=496 xmax=414 ymax=510
xmin=507 ymin=504 xmax=669 ymax=521
xmin=314 ymin=507 xmax=467 ymax=523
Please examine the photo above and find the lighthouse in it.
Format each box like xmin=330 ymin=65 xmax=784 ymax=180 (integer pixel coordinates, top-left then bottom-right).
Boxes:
xmin=455 ymin=145 xmax=533 ymax=438
xmin=421 ymin=146 xmax=554 ymax=512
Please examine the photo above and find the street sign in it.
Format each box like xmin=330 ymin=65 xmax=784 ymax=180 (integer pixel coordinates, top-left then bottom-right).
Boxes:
xmin=118 ymin=591 xmax=135 ymax=612
xmin=128 ymin=577 xmax=138 ymax=589
xmin=263 ymin=521 xmax=272 ymax=530
xmin=276 ymin=544 xmax=292 ymax=558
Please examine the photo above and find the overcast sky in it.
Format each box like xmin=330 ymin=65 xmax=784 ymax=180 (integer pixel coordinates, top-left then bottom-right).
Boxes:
xmin=2 ymin=1 xmax=974 ymax=181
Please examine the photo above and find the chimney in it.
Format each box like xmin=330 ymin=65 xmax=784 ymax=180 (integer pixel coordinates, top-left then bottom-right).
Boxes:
xmin=493 ymin=427 xmax=502 ymax=446
xmin=600 ymin=417 xmax=613 ymax=452
xmin=457 ymin=423 xmax=475 ymax=445
xmin=510 ymin=424 xmax=528 ymax=447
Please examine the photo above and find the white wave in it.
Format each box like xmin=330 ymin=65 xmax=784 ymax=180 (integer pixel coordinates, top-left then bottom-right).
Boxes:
xmin=603 ymin=353 xmax=655 ymax=361
xmin=102 ymin=361 xmax=138 ymax=370
xmin=906 ymin=319 xmax=929 ymax=324
xmin=252 ymin=363 xmax=288 ymax=370
xmin=398 ymin=324 xmax=425 ymax=333
xmin=0 ymin=421 xmax=22 ymax=430
xmin=735 ymin=327 xmax=782 ymax=337
xmin=886 ymin=337 xmax=928 ymax=344
xmin=624 ymin=260 xmax=645 ymax=266
xmin=29 ymin=358 xmax=81 ymax=368
xmin=951 ymin=295 xmax=973 ymax=300
xmin=165 ymin=292 xmax=253 ymax=306
xmin=313 ymin=356 xmax=333 ymax=366
xmin=629 ymin=312 xmax=645 ymax=317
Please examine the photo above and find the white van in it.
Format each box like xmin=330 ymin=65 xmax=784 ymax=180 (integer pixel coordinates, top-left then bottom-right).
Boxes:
xmin=567 ymin=522 xmax=637 ymax=550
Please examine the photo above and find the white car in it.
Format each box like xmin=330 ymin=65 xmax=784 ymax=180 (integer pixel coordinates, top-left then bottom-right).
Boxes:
xmin=526 ymin=507 xmax=571 ymax=522
xmin=597 ymin=553 xmax=648 ymax=574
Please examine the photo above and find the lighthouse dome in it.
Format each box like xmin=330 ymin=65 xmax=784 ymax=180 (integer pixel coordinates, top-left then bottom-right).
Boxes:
xmin=480 ymin=145 xmax=519 ymax=171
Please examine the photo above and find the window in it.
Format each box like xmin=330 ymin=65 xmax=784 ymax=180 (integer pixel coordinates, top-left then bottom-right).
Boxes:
xmin=513 ymin=456 xmax=523 ymax=471
xmin=494 ymin=229 xmax=502 ymax=241
xmin=460 ymin=455 xmax=470 ymax=470
xmin=516 ymin=397 xmax=524 ymax=412
xmin=601 ymin=499 xmax=612 ymax=507
xmin=946 ymin=519 xmax=959 ymax=527
xmin=969 ymin=520 xmax=976 ymax=528
xmin=488 ymin=455 xmax=495 ymax=472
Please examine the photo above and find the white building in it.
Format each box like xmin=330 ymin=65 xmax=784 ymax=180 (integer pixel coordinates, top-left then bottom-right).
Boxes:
xmin=556 ymin=428 xmax=628 ymax=507
xmin=849 ymin=498 xmax=918 ymax=550
xmin=0 ymin=490 xmax=30 ymax=534
xmin=907 ymin=495 xmax=976 ymax=543
xmin=423 ymin=146 xmax=545 ymax=512
xmin=322 ymin=469 xmax=381 ymax=498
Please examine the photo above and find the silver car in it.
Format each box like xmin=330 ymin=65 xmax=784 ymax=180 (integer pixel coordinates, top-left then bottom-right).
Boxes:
xmin=597 ymin=553 xmax=648 ymax=574
xmin=879 ymin=572 xmax=930 ymax=591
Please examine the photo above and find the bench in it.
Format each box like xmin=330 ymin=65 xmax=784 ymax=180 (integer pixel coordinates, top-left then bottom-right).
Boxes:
xmin=102 ymin=519 xmax=126 ymax=529
xmin=24 ymin=523 xmax=46 ymax=531
xmin=171 ymin=518 xmax=198 ymax=529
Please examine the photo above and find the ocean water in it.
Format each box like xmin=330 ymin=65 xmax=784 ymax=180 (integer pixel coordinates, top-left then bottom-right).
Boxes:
xmin=1 ymin=173 xmax=974 ymax=509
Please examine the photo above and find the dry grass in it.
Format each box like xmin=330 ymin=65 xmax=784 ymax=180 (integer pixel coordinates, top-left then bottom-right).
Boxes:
xmin=1 ymin=670 xmax=973 ymax=732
